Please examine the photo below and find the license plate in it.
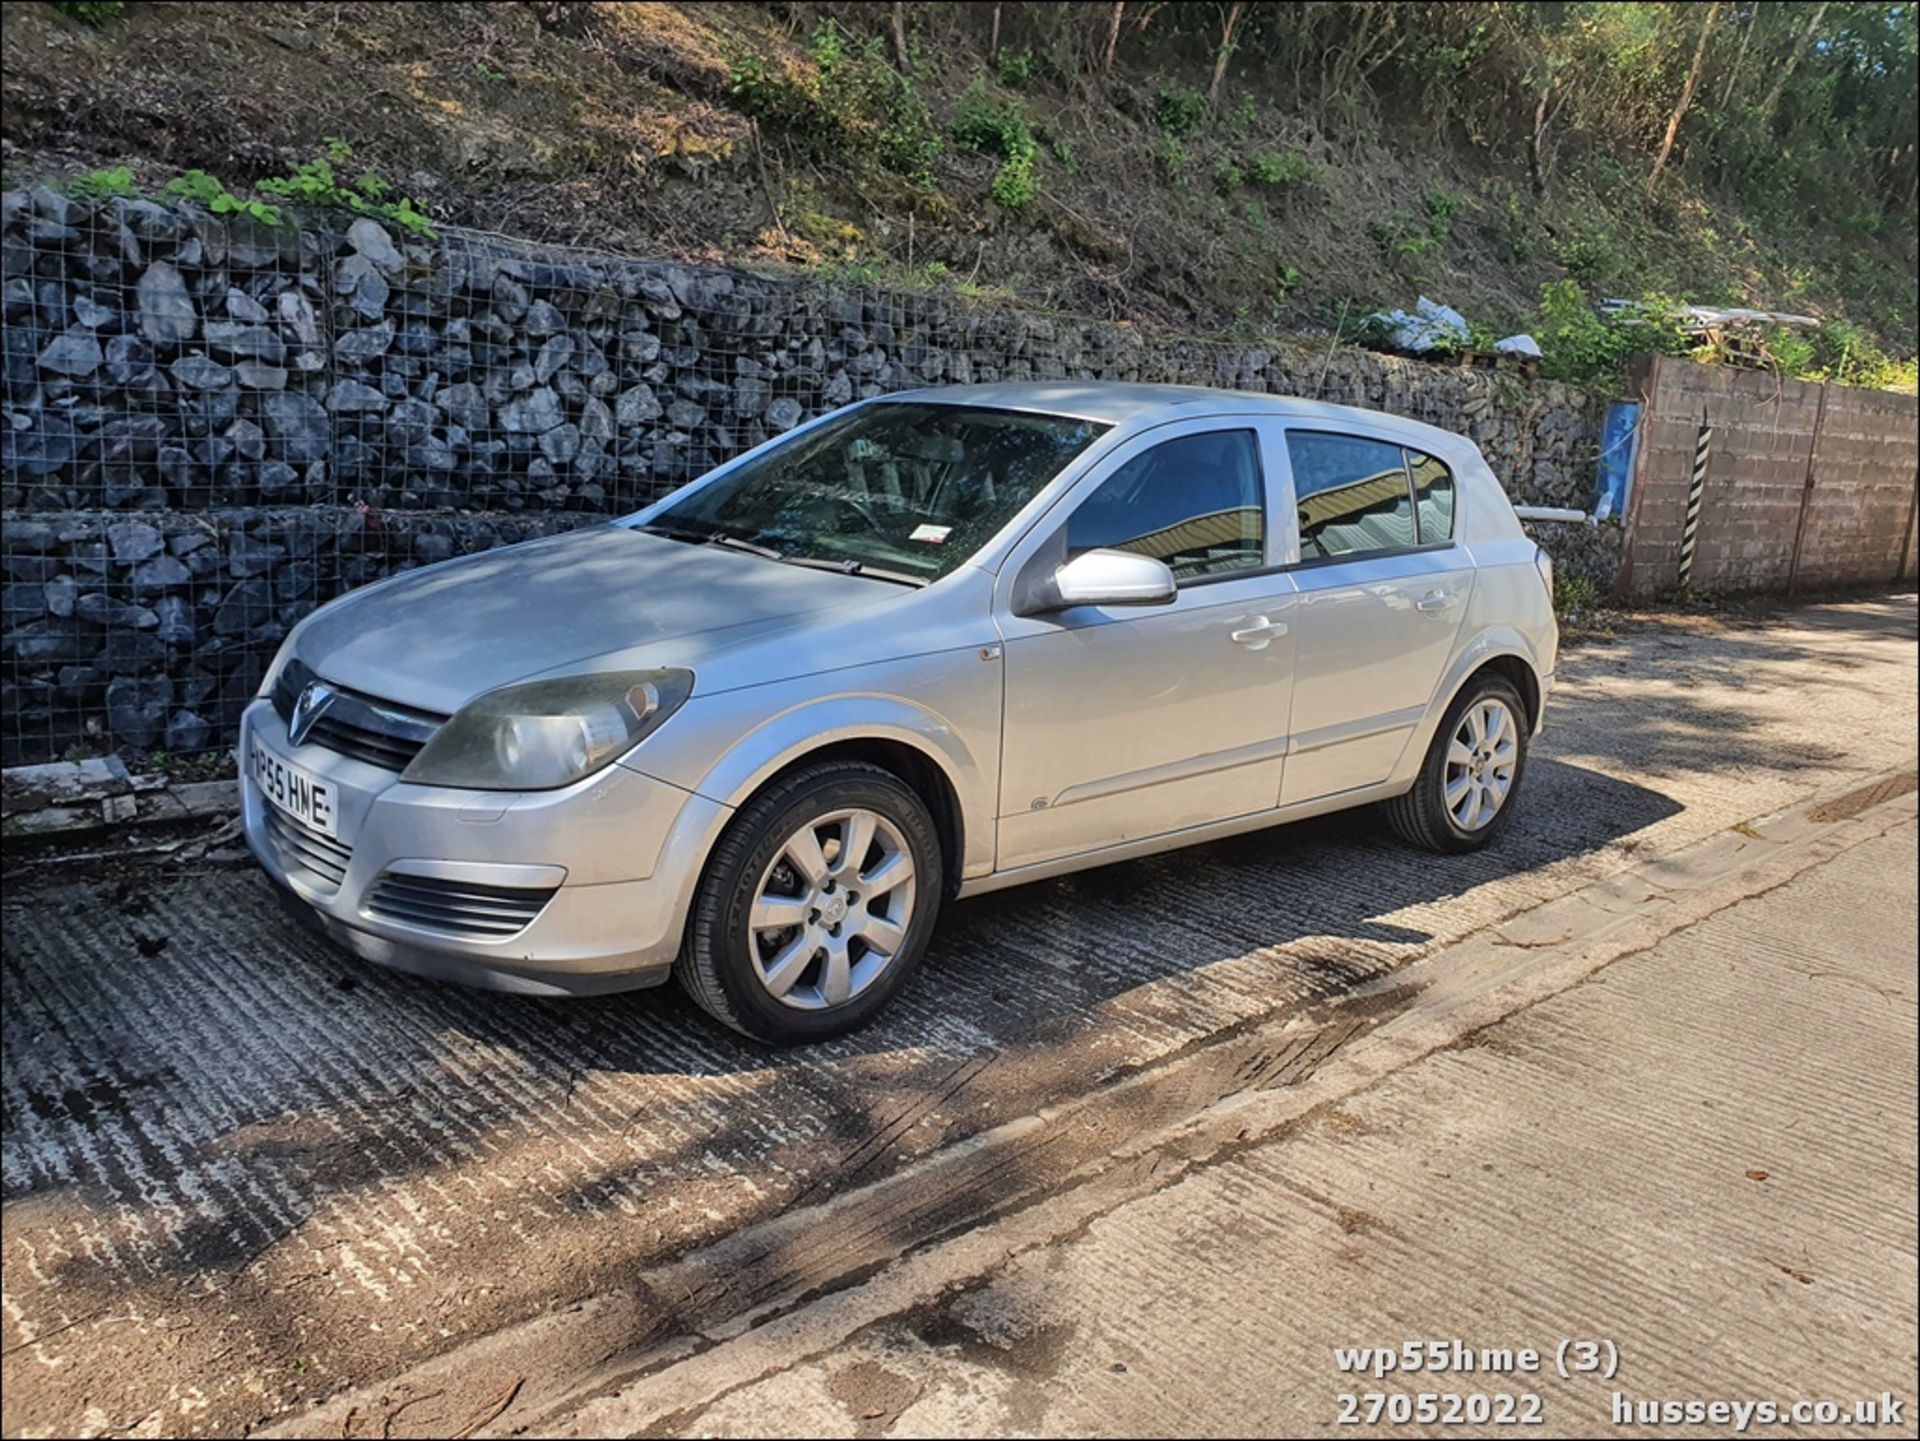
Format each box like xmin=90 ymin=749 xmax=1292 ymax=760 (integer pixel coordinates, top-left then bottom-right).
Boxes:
xmin=250 ymin=733 xmax=339 ymax=839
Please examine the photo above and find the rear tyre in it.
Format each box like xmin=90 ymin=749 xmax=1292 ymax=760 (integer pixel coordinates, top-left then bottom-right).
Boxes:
xmin=676 ymin=760 xmax=943 ymax=1045
xmin=1385 ymin=673 xmax=1529 ymax=854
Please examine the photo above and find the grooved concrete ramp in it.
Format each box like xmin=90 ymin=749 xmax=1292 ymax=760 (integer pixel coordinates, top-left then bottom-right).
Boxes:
xmin=570 ymin=819 xmax=1919 ymax=1439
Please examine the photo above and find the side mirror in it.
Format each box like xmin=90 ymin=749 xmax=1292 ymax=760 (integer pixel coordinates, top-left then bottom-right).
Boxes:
xmin=1044 ymin=548 xmax=1177 ymax=610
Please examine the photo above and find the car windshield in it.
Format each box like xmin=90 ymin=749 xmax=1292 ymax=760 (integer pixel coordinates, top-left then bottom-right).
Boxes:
xmin=641 ymin=403 xmax=1109 ymax=583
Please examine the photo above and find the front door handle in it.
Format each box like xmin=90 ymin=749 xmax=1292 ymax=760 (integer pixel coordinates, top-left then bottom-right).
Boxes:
xmin=1415 ymin=591 xmax=1458 ymax=614
xmin=1230 ymin=616 xmax=1287 ymax=648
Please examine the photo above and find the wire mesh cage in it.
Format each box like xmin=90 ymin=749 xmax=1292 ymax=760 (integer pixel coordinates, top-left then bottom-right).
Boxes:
xmin=1 ymin=181 xmax=1610 ymax=769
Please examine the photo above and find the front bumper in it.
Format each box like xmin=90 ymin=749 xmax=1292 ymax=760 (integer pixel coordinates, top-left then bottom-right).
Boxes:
xmin=240 ymin=698 xmax=730 ymax=996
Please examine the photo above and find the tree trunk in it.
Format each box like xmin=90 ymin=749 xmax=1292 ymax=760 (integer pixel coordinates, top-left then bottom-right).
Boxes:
xmin=1646 ymin=1 xmax=1721 ymax=200
xmin=1208 ymin=0 xmax=1247 ymax=106
xmin=889 ymin=1 xmax=910 ymax=73
xmin=1759 ymin=0 xmax=1829 ymax=127
xmin=989 ymin=1 xmax=1001 ymax=61
xmin=1103 ymin=1 xmax=1126 ymax=74
xmin=1719 ymin=4 xmax=1756 ymax=108
xmin=1529 ymin=76 xmax=1555 ymax=196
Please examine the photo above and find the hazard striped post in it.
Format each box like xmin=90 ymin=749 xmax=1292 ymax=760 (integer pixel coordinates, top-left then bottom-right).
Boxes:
xmin=1677 ymin=418 xmax=1711 ymax=589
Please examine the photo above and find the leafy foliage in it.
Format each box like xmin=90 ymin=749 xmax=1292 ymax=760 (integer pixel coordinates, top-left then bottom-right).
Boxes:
xmin=730 ymin=20 xmax=941 ymax=186
xmin=161 ymin=170 xmax=285 ymax=229
xmin=952 ymin=82 xmax=1041 ymax=211
xmin=52 ymin=0 xmax=123 ymax=24
xmin=255 ymin=139 xmax=436 ymax=236
xmin=1153 ymin=86 xmax=1210 ymax=137
xmin=62 ymin=166 xmax=138 ymax=199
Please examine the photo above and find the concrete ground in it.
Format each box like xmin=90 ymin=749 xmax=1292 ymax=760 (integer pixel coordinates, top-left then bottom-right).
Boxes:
xmin=575 ymin=813 xmax=1915 ymax=1438
xmin=3 ymin=595 xmax=1916 ymax=1438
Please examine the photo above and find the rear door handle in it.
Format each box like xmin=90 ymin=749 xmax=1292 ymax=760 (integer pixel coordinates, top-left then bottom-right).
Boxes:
xmin=1416 ymin=591 xmax=1458 ymax=614
xmin=1230 ymin=616 xmax=1287 ymax=648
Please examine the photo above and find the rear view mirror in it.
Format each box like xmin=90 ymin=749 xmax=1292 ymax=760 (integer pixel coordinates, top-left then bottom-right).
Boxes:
xmin=1044 ymin=548 xmax=1178 ymax=610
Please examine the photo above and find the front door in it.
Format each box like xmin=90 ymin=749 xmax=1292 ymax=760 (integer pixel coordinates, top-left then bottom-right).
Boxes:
xmin=994 ymin=420 xmax=1299 ymax=871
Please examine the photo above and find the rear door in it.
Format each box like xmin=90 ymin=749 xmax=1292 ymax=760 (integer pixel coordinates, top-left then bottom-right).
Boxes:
xmin=1277 ymin=428 xmax=1474 ymax=806
xmin=993 ymin=418 xmax=1299 ymax=870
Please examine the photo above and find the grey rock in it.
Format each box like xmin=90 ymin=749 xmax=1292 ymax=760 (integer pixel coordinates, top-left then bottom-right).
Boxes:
xmin=10 ymin=619 xmax=97 ymax=665
xmin=105 ymin=676 xmax=174 ymax=748
xmin=136 ymin=260 xmax=197 ymax=343
xmin=277 ymin=289 xmax=322 ymax=347
xmin=535 ymin=333 xmax=573 ymax=383
xmin=37 ymin=326 xmax=104 ymax=378
xmin=73 ymin=294 xmax=117 ymax=328
xmin=501 ymin=386 xmax=564 ymax=434
xmin=414 ymin=532 xmax=455 ymax=565
xmin=261 ymin=391 xmax=331 ymax=464
xmin=170 ymin=354 xmax=233 ymax=390
xmin=257 ymin=461 xmax=301 ymax=497
xmin=76 ymin=592 xmax=159 ymax=629
xmin=491 ymin=273 xmax=529 ymax=323
xmin=336 ymin=254 xmax=390 ymax=320
xmin=766 ymin=396 xmax=805 ymax=432
xmin=107 ymin=521 xmax=165 ymax=562
xmin=539 ymin=423 xmax=581 ymax=465
xmin=386 ymin=398 xmax=438 ymax=446
xmin=347 ymin=217 xmax=404 ymax=274
xmin=152 ymin=595 xmax=196 ymax=645
xmin=102 ymin=630 xmax=169 ymax=675
xmin=8 ymin=521 xmax=59 ymax=554
xmin=2 ymin=581 xmax=47 ymax=621
xmin=334 ymin=320 xmax=395 ymax=364
xmin=126 ymin=556 xmax=189 ymax=597
xmin=524 ymin=299 xmax=566 ymax=336
xmin=46 ymin=575 xmax=78 ymax=617
xmin=227 ymin=288 xmax=271 ymax=323
xmin=615 ymin=383 xmax=662 ymax=427
xmin=666 ymin=398 xmax=707 ymax=430
xmin=579 ymin=395 xmax=615 ymax=444
xmin=165 ymin=710 xmax=213 ymax=753
xmin=228 ymin=531 xmax=287 ymax=578
xmin=204 ymin=321 xmax=287 ymax=363
xmin=105 ymin=334 xmax=155 ymax=384
xmin=236 ymin=360 xmax=288 ymax=389
xmin=439 ymin=381 xmax=488 ymax=430
xmin=214 ymin=579 xmax=271 ymax=635
xmin=326 ymin=379 xmax=387 ymax=413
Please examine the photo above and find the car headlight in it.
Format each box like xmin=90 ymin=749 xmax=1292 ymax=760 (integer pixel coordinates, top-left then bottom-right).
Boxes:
xmin=402 ymin=669 xmax=694 ymax=791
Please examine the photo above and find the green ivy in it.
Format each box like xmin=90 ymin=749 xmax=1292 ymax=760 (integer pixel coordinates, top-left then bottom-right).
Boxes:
xmin=255 ymin=138 xmax=437 ymax=236
xmin=161 ymin=170 xmax=285 ymax=229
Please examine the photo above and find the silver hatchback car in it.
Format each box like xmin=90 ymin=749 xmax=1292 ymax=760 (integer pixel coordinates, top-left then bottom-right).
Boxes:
xmin=244 ymin=383 xmax=1557 ymax=1043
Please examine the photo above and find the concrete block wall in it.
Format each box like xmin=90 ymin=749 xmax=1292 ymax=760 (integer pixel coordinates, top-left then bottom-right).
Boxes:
xmin=1618 ymin=355 xmax=1918 ymax=599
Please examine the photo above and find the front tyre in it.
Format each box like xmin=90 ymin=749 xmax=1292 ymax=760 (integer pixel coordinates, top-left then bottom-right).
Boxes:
xmin=676 ymin=760 xmax=943 ymax=1045
xmin=1385 ymin=673 xmax=1530 ymax=854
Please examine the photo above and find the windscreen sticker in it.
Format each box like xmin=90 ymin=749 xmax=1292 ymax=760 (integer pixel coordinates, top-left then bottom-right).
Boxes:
xmin=909 ymin=523 xmax=954 ymax=544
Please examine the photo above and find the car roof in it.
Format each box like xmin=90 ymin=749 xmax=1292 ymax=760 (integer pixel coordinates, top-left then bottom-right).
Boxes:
xmin=876 ymin=381 xmax=1469 ymax=452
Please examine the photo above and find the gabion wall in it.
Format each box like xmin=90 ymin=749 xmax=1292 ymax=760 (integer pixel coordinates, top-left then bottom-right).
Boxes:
xmin=1 ymin=184 xmax=1609 ymax=765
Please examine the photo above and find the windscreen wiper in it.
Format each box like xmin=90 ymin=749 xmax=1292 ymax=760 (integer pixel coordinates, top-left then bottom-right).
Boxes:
xmin=774 ymin=554 xmax=929 ymax=588
xmin=638 ymin=520 xmax=782 ymax=559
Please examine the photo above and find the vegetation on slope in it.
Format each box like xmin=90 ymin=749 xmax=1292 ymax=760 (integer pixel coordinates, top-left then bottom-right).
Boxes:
xmin=3 ymin=1 xmax=1913 ymax=388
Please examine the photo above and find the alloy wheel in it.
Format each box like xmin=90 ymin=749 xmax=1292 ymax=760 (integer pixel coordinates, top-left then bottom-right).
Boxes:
xmin=747 ymin=808 xmax=918 ymax=1010
xmin=1444 ymin=697 xmax=1519 ymax=832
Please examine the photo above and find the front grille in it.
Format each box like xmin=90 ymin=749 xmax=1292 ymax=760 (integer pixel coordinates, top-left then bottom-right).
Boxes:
xmin=262 ymin=805 xmax=353 ymax=893
xmin=363 ymin=872 xmax=559 ymax=939
xmin=271 ymin=660 xmax=446 ymax=773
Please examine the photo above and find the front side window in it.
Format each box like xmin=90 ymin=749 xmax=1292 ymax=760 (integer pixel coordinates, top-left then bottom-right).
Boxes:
xmin=1065 ymin=429 xmax=1264 ymax=581
xmin=647 ymin=403 xmax=1109 ymax=582
xmin=1287 ymin=432 xmax=1417 ymax=559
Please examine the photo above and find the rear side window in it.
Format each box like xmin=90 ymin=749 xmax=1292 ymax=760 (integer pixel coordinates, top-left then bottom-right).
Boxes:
xmin=1066 ymin=429 xmax=1264 ymax=581
xmin=1287 ymin=433 xmax=1417 ymax=559
xmin=1407 ymin=449 xmax=1455 ymax=543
